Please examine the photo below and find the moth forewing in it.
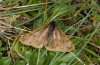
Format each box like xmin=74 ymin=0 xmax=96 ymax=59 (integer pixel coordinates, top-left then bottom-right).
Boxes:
xmin=45 ymin=26 xmax=75 ymax=52
xmin=19 ymin=23 xmax=50 ymax=48
xmin=57 ymin=27 xmax=75 ymax=52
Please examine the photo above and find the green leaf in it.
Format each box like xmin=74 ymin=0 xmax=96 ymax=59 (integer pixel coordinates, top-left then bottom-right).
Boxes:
xmin=0 ymin=41 xmax=2 ymax=47
xmin=14 ymin=60 xmax=26 ymax=65
xmin=59 ymin=63 xmax=66 ymax=65
xmin=0 ymin=47 xmax=6 ymax=52
xmin=3 ymin=0 xmax=15 ymax=3
xmin=95 ymin=14 xmax=100 ymax=20
xmin=56 ymin=52 xmax=77 ymax=63
xmin=0 ymin=57 xmax=11 ymax=65
xmin=48 ymin=4 xmax=76 ymax=21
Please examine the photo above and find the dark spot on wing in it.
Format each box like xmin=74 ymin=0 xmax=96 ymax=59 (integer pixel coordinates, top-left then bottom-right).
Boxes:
xmin=29 ymin=41 xmax=32 ymax=44
xmin=33 ymin=35 xmax=36 ymax=37
xmin=36 ymin=40 xmax=38 ymax=43
xmin=68 ymin=47 xmax=71 ymax=49
xmin=62 ymin=40 xmax=65 ymax=43
xmin=42 ymin=36 xmax=45 ymax=39
xmin=55 ymin=38 xmax=57 ymax=41
xmin=36 ymin=40 xmax=42 ymax=45
xmin=56 ymin=44 xmax=58 ymax=46
xmin=22 ymin=37 xmax=26 ymax=41
xmin=39 ymin=31 xmax=42 ymax=33
xmin=66 ymin=39 xmax=69 ymax=42
xmin=66 ymin=46 xmax=72 ymax=49
xmin=62 ymin=47 xmax=64 ymax=49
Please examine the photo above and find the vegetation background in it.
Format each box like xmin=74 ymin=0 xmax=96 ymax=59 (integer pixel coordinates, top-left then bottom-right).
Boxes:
xmin=0 ymin=0 xmax=100 ymax=65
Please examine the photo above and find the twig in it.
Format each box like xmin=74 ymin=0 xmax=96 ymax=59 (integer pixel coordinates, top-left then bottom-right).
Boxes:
xmin=0 ymin=2 xmax=52 ymax=11
xmin=44 ymin=0 xmax=48 ymax=16
xmin=89 ymin=42 xmax=100 ymax=49
xmin=0 ymin=8 xmax=11 ymax=11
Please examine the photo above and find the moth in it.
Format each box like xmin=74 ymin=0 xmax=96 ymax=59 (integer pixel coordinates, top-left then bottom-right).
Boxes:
xmin=19 ymin=22 xmax=75 ymax=52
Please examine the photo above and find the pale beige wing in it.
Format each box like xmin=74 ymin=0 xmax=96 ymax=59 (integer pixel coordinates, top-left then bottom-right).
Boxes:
xmin=45 ymin=27 xmax=75 ymax=52
xmin=19 ymin=24 xmax=49 ymax=48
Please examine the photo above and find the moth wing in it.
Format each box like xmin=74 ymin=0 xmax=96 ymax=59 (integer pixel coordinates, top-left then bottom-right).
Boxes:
xmin=19 ymin=24 xmax=49 ymax=48
xmin=45 ymin=27 xmax=75 ymax=52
